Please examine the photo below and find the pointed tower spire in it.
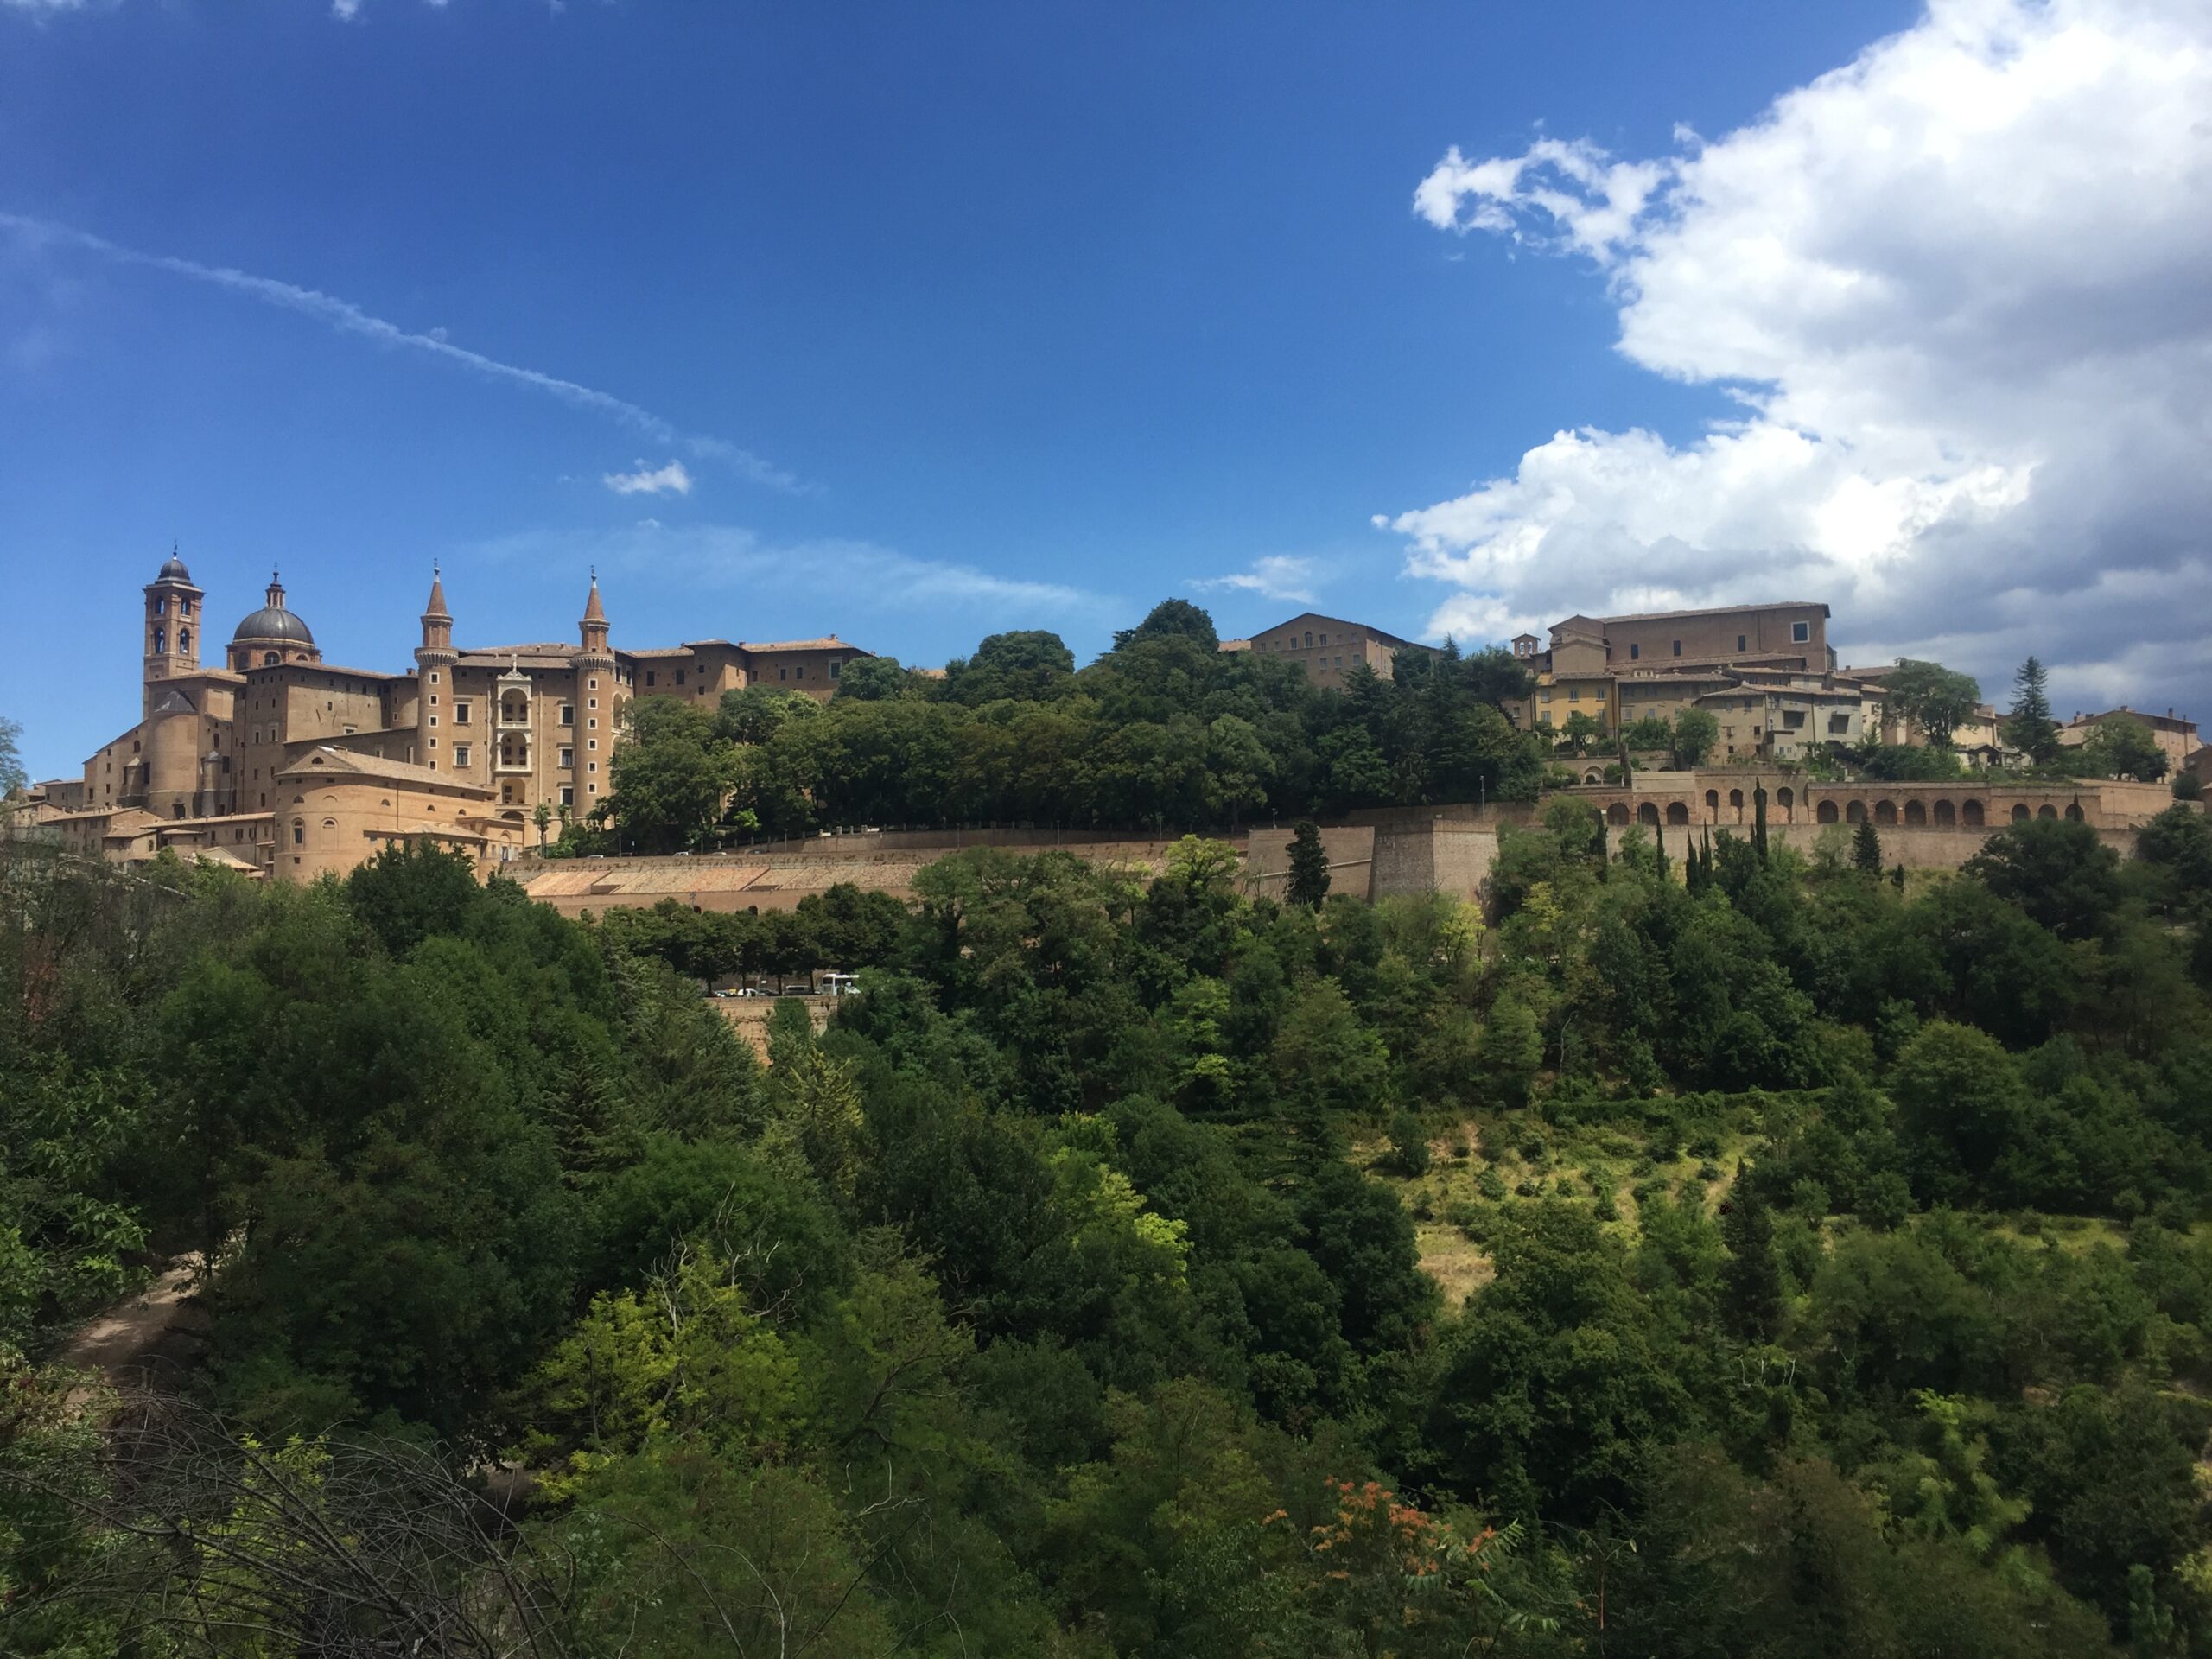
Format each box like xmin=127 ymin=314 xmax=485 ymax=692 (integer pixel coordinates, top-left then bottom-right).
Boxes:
xmin=416 ymin=561 xmax=457 ymax=679
xmin=576 ymin=568 xmax=612 ymax=666
xmin=424 ymin=561 xmax=450 ymax=620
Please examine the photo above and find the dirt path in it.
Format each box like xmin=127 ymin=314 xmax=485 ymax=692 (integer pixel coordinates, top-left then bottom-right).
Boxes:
xmin=56 ymin=1257 xmax=210 ymax=1396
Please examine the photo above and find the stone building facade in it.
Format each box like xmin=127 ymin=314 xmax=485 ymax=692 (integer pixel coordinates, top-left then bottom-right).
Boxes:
xmin=38 ymin=551 xmax=869 ymax=883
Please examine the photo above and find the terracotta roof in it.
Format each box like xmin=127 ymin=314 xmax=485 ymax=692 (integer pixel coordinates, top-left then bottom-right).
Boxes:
xmin=1596 ymin=601 xmax=1827 ymax=625
xmin=245 ymin=661 xmax=398 ymax=681
xmin=582 ymin=576 xmax=607 ymax=624
xmin=277 ymin=747 xmax=495 ymax=794
xmin=423 ymin=569 xmax=450 ymax=619
xmin=739 ymin=638 xmax=860 ymax=653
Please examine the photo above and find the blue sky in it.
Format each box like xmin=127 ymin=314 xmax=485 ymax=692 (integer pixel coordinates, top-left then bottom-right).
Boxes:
xmin=7 ymin=0 xmax=2209 ymax=779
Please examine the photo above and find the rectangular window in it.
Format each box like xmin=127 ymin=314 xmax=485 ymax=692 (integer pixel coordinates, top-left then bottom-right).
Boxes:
xmin=429 ymin=715 xmax=438 ymax=728
xmin=645 ymin=671 xmax=657 ymax=686
xmin=588 ymin=717 xmax=597 ymax=730
xmin=1629 ymin=643 xmax=1639 ymax=660
xmin=588 ymin=761 xmax=597 ymax=773
xmin=559 ymin=747 xmax=574 ymax=768
xmin=588 ymin=697 xmax=598 ymax=709
xmin=1737 ymin=633 xmax=1747 ymax=652
xmin=559 ymin=704 xmax=574 ymax=726
xmin=1672 ymin=640 xmax=1682 ymax=657
xmin=453 ymin=744 xmax=471 ymax=766
xmin=588 ymin=738 xmax=598 ymax=751
xmin=779 ymin=668 xmax=788 ymax=681
xmin=675 ymin=669 xmax=686 ymax=686
xmin=1792 ymin=620 xmax=1810 ymax=643
xmin=429 ymin=695 xmax=439 ymax=707
xmin=1568 ymin=687 xmax=1581 ymax=702
xmin=830 ymin=661 xmax=841 ymax=679
xmin=429 ymin=672 xmax=439 ymax=684
xmin=589 ymin=678 xmax=599 ymax=690
xmin=454 ymin=702 xmax=470 ymax=724
xmin=560 ymin=785 xmax=574 ymax=806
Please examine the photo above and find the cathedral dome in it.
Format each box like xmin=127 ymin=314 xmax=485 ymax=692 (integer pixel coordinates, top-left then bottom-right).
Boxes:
xmin=158 ymin=552 xmax=192 ymax=582
xmin=232 ymin=569 xmax=315 ymax=645
xmin=232 ymin=604 xmax=315 ymax=645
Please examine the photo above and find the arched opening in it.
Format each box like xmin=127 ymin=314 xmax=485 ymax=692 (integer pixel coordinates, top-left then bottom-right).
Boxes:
xmin=1777 ymin=786 xmax=1794 ymax=819
xmin=1728 ymin=787 xmax=1745 ymax=822
xmin=1961 ymin=800 xmax=1985 ymax=827
xmin=2012 ymin=804 xmax=2031 ymax=823
xmin=1637 ymin=802 xmax=1660 ymax=826
xmin=1817 ymin=800 xmax=1840 ymax=824
xmin=1704 ymin=789 xmax=1719 ymax=817
xmin=290 ymin=819 xmax=305 ymax=847
xmin=1666 ymin=802 xmax=1690 ymax=825
xmin=178 ymin=627 xmax=190 ymax=653
xmin=152 ymin=627 xmax=165 ymax=654
xmin=2037 ymin=804 xmax=2058 ymax=820
xmin=1585 ymin=770 xmax=1602 ymax=785
xmin=1605 ymin=802 xmax=1630 ymax=825
xmin=1874 ymin=800 xmax=1897 ymax=825
xmin=1932 ymin=799 xmax=1955 ymax=827
xmin=321 ymin=818 xmax=336 ymax=831
xmin=2065 ymin=803 xmax=2084 ymax=822
xmin=264 ymin=652 xmax=280 ymax=666
xmin=1904 ymin=800 xmax=1927 ymax=826
xmin=1846 ymin=800 xmax=1866 ymax=824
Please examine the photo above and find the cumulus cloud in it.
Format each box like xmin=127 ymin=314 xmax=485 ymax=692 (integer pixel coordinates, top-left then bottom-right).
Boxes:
xmin=0 ymin=212 xmax=804 ymax=493
xmin=1394 ymin=0 xmax=2212 ymax=715
xmin=603 ymin=458 xmax=693 ymax=497
xmin=1194 ymin=555 xmax=1322 ymax=605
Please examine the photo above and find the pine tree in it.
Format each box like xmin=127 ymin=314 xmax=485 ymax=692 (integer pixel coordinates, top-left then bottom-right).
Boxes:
xmin=2005 ymin=655 xmax=2062 ymax=766
xmin=1853 ymin=817 xmax=1883 ymax=874
xmin=1285 ymin=819 xmax=1332 ymax=908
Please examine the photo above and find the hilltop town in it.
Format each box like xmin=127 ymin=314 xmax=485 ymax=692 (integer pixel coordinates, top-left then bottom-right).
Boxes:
xmin=14 ymin=563 xmax=2202 ymax=909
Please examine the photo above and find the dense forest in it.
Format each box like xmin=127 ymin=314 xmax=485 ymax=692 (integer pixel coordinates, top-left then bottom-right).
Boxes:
xmin=5 ymin=770 xmax=2212 ymax=1655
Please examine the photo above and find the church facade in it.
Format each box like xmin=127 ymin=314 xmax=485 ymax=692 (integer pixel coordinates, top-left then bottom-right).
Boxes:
xmin=36 ymin=552 xmax=869 ymax=882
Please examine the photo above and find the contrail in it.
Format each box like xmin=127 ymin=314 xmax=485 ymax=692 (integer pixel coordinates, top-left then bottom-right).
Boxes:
xmin=0 ymin=210 xmax=802 ymax=493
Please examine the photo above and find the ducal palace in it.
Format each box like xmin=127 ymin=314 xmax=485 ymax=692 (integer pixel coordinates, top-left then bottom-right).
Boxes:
xmin=35 ymin=551 xmax=869 ymax=882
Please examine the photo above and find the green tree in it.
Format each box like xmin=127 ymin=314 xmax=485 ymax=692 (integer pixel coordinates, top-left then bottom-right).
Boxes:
xmin=2078 ymin=715 xmax=2168 ymax=781
xmin=1284 ymin=819 xmax=1331 ymax=909
xmin=0 ymin=714 xmax=24 ymax=799
xmin=1882 ymin=658 xmax=1982 ymax=747
xmin=2005 ymin=656 xmax=2063 ymax=765
xmin=1672 ymin=706 xmax=1719 ymax=767
xmin=1853 ymin=816 xmax=1884 ymax=874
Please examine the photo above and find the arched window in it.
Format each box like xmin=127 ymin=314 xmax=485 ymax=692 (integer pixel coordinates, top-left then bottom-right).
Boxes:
xmin=2037 ymin=804 xmax=2058 ymax=820
xmin=1606 ymin=803 xmax=1630 ymax=824
xmin=1777 ymin=786 xmax=1795 ymax=816
xmin=1932 ymin=800 xmax=1955 ymax=827
xmin=1817 ymin=800 xmax=1839 ymax=824
xmin=264 ymin=652 xmax=280 ymax=666
xmin=1637 ymin=802 xmax=1660 ymax=826
xmin=153 ymin=627 xmax=165 ymax=654
xmin=1846 ymin=800 xmax=1866 ymax=823
xmin=1961 ymin=800 xmax=1985 ymax=827
xmin=178 ymin=627 xmax=190 ymax=653
xmin=2012 ymin=804 xmax=2031 ymax=823
xmin=1904 ymin=800 xmax=1926 ymax=826
xmin=291 ymin=819 xmax=305 ymax=847
xmin=1874 ymin=800 xmax=1897 ymax=825
xmin=2065 ymin=804 xmax=2084 ymax=822
xmin=321 ymin=818 xmax=336 ymax=831
xmin=1704 ymin=788 xmax=1719 ymax=813
xmin=1666 ymin=802 xmax=1690 ymax=825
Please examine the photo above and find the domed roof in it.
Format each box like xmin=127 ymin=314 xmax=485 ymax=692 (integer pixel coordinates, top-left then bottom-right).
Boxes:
xmin=232 ymin=569 xmax=314 ymax=645
xmin=157 ymin=551 xmax=192 ymax=582
xmin=232 ymin=605 xmax=315 ymax=645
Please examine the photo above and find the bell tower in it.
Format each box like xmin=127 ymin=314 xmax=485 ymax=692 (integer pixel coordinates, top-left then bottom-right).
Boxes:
xmin=143 ymin=546 xmax=203 ymax=687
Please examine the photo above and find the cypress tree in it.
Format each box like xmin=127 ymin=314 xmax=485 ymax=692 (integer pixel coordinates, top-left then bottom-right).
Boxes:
xmin=1752 ymin=785 xmax=1770 ymax=862
xmin=1853 ymin=817 xmax=1883 ymax=874
xmin=1285 ymin=819 xmax=1332 ymax=908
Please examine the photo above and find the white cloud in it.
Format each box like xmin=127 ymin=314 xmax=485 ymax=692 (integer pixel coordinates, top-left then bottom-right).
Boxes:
xmin=603 ymin=458 xmax=693 ymax=497
xmin=1395 ymin=0 xmax=2212 ymax=715
xmin=0 ymin=212 xmax=804 ymax=493
xmin=467 ymin=522 xmax=1114 ymax=620
xmin=0 ymin=0 xmax=99 ymax=12
xmin=1193 ymin=554 xmax=1321 ymax=605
